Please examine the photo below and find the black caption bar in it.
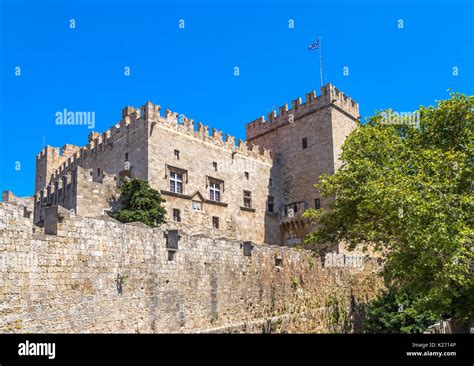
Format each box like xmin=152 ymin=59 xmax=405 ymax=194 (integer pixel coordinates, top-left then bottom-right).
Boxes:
xmin=0 ymin=334 xmax=472 ymax=363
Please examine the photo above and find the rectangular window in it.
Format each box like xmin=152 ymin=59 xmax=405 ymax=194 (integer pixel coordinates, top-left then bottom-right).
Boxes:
xmin=174 ymin=149 xmax=180 ymax=160
xmin=245 ymin=171 xmax=249 ymax=180
xmin=302 ymin=137 xmax=308 ymax=149
xmin=243 ymin=191 xmax=252 ymax=209
xmin=315 ymin=198 xmax=321 ymax=209
xmin=192 ymin=201 xmax=202 ymax=211
xmin=267 ymin=196 xmax=274 ymax=213
xmin=168 ymin=250 xmax=176 ymax=262
xmin=212 ymin=216 xmax=219 ymax=229
xmin=125 ymin=152 xmax=129 ymax=161
xmin=269 ymin=178 xmax=272 ymax=187
xmin=209 ymin=181 xmax=221 ymax=202
xmin=97 ymin=168 xmax=101 ymax=176
xmin=173 ymin=209 xmax=181 ymax=222
xmin=170 ymin=171 xmax=183 ymax=194
xmin=212 ymin=162 xmax=218 ymax=171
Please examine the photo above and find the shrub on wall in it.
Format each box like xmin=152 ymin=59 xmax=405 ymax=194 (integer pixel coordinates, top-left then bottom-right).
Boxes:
xmin=112 ymin=179 xmax=166 ymax=227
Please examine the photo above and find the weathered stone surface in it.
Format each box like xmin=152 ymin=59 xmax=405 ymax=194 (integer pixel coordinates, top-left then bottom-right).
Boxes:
xmin=0 ymin=202 xmax=381 ymax=333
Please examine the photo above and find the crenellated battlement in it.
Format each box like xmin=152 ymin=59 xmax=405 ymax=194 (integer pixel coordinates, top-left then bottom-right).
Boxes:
xmin=139 ymin=101 xmax=272 ymax=162
xmin=70 ymin=106 xmax=147 ymax=159
xmin=35 ymin=86 xmax=357 ymax=193
xmin=51 ymin=150 xmax=80 ymax=182
xmin=38 ymin=106 xmax=146 ymax=190
xmin=36 ymin=145 xmax=59 ymax=161
xmin=74 ymin=101 xmax=270 ymax=163
xmin=36 ymin=99 xmax=272 ymax=195
xmin=35 ymin=144 xmax=82 ymax=193
xmin=246 ymin=83 xmax=359 ymax=141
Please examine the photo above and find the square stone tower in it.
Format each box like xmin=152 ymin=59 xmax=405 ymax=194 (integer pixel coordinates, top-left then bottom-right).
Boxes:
xmin=246 ymin=83 xmax=359 ymax=246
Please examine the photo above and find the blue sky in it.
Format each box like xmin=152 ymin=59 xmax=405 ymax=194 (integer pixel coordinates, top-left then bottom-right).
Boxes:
xmin=0 ymin=0 xmax=473 ymax=197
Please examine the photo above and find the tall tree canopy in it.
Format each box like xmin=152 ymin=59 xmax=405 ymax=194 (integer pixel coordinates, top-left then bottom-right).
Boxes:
xmin=305 ymin=92 xmax=473 ymax=326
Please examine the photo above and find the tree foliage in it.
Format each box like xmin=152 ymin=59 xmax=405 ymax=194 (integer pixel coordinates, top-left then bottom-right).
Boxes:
xmin=113 ymin=179 xmax=166 ymax=228
xmin=304 ymin=92 xmax=474 ymax=325
xmin=364 ymin=288 xmax=440 ymax=334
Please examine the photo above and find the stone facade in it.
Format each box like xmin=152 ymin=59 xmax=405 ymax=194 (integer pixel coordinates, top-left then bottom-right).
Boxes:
xmin=246 ymin=84 xmax=358 ymax=246
xmin=0 ymin=201 xmax=382 ymax=333
xmin=33 ymin=83 xmax=358 ymax=246
xmin=34 ymin=165 xmax=120 ymax=224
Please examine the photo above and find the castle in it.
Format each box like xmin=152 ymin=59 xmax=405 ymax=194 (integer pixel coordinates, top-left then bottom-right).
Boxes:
xmin=33 ymin=83 xmax=358 ymax=246
xmin=0 ymin=84 xmax=374 ymax=335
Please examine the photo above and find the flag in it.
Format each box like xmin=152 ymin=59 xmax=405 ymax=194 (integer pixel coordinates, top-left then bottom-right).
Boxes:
xmin=308 ymin=39 xmax=319 ymax=51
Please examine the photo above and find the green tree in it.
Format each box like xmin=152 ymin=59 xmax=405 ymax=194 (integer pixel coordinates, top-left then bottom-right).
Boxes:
xmin=364 ymin=288 xmax=440 ymax=334
xmin=113 ymin=179 xmax=166 ymax=227
xmin=304 ymin=92 xmax=474 ymax=329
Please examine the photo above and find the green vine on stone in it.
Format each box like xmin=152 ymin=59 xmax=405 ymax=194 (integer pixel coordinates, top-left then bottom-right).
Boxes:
xmin=116 ymin=273 xmax=128 ymax=295
xmin=290 ymin=276 xmax=299 ymax=290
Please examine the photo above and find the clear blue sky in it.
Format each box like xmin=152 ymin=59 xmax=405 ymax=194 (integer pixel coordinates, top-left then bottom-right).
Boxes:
xmin=0 ymin=0 xmax=473 ymax=197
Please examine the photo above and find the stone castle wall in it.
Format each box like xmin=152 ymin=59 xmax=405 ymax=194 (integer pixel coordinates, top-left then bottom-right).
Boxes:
xmin=0 ymin=202 xmax=381 ymax=333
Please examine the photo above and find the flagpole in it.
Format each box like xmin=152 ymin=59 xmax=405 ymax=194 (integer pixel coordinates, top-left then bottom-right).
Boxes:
xmin=319 ymin=36 xmax=323 ymax=88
